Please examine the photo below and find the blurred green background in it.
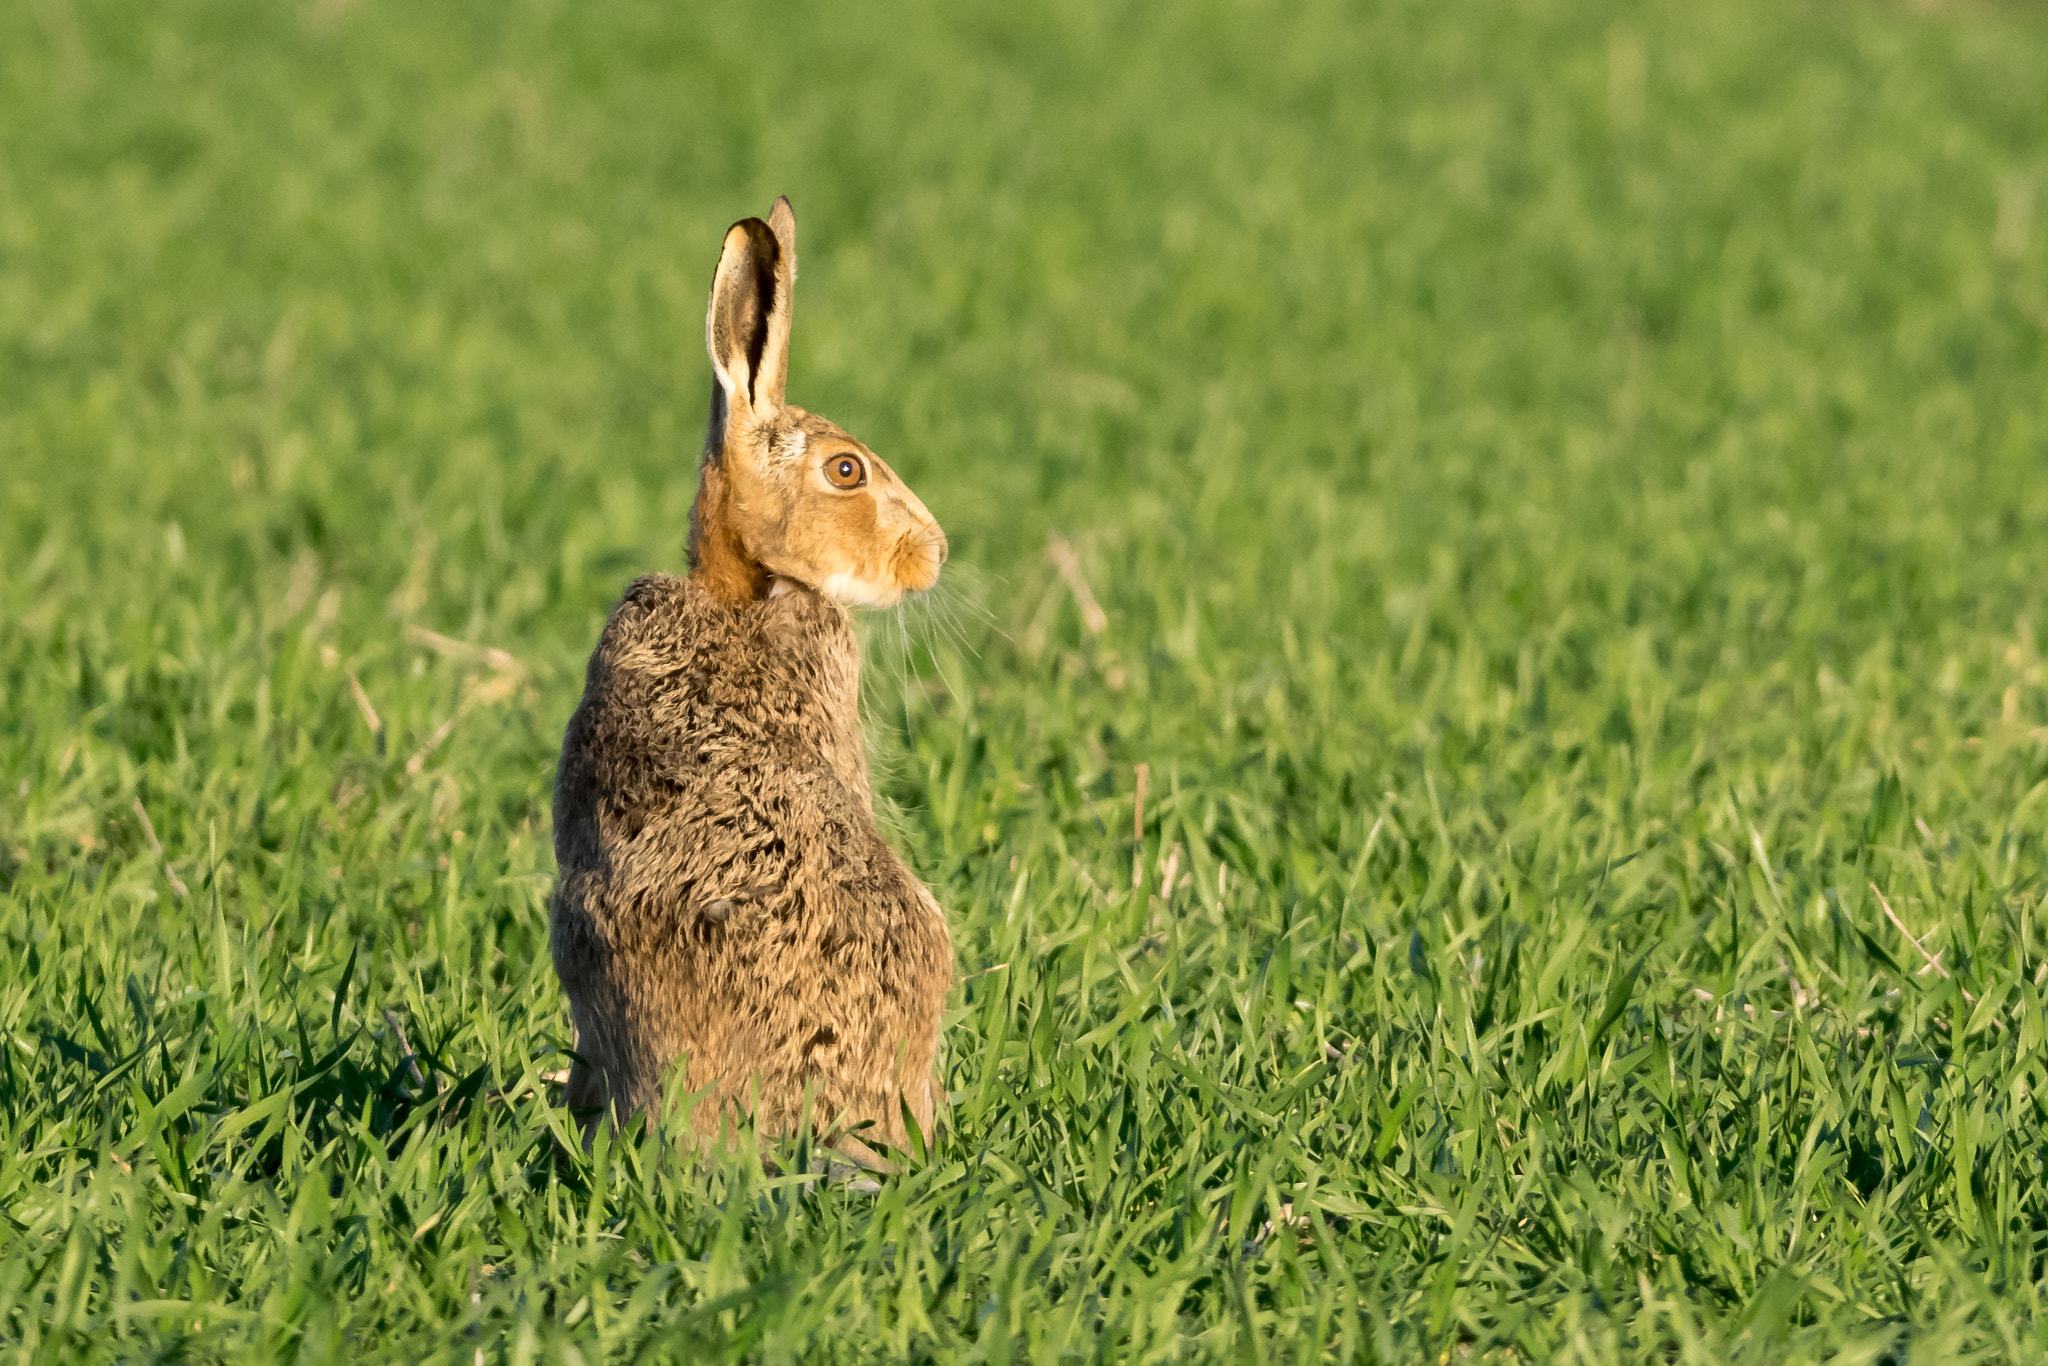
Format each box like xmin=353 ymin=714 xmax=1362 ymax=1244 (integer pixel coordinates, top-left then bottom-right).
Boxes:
xmin=4 ymin=0 xmax=2048 ymax=1360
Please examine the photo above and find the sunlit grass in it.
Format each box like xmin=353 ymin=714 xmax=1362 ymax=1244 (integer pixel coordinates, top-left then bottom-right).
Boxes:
xmin=4 ymin=0 xmax=2048 ymax=1359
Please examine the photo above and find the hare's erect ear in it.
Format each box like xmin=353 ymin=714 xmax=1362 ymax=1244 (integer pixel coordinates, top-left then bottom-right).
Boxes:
xmin=705 ymin=197 xmax=797 ymax=421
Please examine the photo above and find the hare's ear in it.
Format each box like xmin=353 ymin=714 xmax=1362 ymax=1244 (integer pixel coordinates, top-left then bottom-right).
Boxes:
xmin=705 ymin=197 xmax=797 ymax=422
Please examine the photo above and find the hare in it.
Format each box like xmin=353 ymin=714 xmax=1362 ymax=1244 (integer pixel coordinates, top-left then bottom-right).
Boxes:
xmin=549 ymin=197 xmax=953 ymax=1157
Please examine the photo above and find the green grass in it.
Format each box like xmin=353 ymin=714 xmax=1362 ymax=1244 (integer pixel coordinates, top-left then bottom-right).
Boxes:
xmin=4 ymin=0 xmax=2048 ymax=1358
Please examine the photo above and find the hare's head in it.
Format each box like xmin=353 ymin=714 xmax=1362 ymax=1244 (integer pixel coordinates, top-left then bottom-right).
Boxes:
xmin=687 ymin=198 xmax=946 ymax=608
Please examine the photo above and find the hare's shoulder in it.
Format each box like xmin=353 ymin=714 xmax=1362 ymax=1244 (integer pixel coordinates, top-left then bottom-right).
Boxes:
xmin=592 ymin=573 xmax=726 ymax=661
xmin=594 ymin=574 xmax=849 ymax=673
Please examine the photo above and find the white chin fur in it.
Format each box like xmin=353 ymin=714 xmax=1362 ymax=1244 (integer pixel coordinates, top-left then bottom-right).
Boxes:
xmin=817 ymin=570 xmax=902 ymax=608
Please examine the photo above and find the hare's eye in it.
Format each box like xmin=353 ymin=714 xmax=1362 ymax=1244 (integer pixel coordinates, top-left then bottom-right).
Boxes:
xmin=825 ymin=454 xmax=867 ymax=490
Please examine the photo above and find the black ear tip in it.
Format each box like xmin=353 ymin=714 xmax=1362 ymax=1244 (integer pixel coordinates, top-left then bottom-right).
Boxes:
xmin=739 ymin=218 xmax=779 ymax=257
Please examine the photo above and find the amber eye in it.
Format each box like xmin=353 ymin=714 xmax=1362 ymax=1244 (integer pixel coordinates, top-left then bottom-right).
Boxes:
xmin=824 ymin=453 xmax=867 ymax=490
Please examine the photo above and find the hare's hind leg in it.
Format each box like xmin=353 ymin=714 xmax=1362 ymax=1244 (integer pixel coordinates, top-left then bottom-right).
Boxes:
xmin=564 ymin=1054 xmax=605 ymax=1114
xmin=909 ymin=1073 xmax=945 ymax=1147
xmin=556 ymin=1038 xmax=610 ymax=1151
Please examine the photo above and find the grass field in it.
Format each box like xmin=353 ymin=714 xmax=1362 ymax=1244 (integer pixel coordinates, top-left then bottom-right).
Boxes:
xmin=4 ymin=0 xmax=2048 ymax=1359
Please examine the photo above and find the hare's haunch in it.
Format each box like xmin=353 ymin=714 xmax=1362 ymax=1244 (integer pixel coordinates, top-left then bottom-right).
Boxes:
xmin=549 ymin=198 xmax=952 ymax=1152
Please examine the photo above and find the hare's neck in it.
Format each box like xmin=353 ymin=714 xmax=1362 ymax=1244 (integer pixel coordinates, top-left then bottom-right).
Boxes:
xmin=821 ymin=611 xmax=874 ymax=808
xmin=688 ymin=463 xmax=771 ymax=603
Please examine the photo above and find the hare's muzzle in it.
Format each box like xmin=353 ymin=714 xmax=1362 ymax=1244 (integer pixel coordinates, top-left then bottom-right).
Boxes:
xmin=894 ymin=522 xmax=947 ymax=596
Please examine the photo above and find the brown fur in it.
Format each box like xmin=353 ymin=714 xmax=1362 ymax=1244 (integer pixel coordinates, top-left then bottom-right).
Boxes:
xmin=548 ymin=198 xmax=952 ymax=1153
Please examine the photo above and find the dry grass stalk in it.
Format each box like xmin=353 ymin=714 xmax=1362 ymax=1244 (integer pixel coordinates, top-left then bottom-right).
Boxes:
xmin=383 ymin=1009 xmax=429 ymax=1091
xmin=1870 ymin=881 xmax=1980 ymax=1008
xmin=1045 ymin=534 xmax=1106 ymax=637
xmin=347 ymin=670 xmax=384 ymax=737
xmin=131 ymin=799 xmax=189 ymax=901
xmin=402 ymin=630 xmax=527 ymax=774
xmin=407 ymin=624 xmax=524 ymax=676
xmin=1132 ymin=762 xmax=1150 ymax=889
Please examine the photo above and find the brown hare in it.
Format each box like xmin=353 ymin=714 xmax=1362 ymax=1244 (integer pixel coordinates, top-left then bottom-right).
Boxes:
xmin=549 ymin=197 xmax=952 ymax=1159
